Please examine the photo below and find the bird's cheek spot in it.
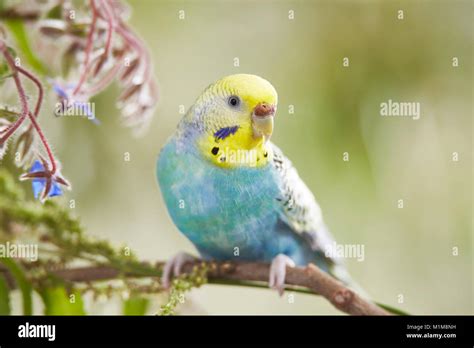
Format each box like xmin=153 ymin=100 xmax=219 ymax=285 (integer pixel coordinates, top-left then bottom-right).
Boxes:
xmin=211 ymin=147 xmax=219 ymax=156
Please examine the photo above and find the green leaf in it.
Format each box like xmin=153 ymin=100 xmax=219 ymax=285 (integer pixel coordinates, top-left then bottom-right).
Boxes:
xmin=376 ymin=302 xmax=410 ymax=316
xmin=61 ymin=42 xmax=78 ymax=78
xmin=0 ymin=46 xmax=16 ymax=84
xmin=0 ymin=275 xmax=11 ymax=315
xmin=5 ymin=20 xmax=48 ymax=75
xmin=0 ymin=105 xmax=20 ymax=120
xmin=68 ymin=22 xmax=89 ymax=38
xmin=0 ymin=60 xmax=11 ymax=80
xmin=46 ymin=4 xmax=63 ymax=19
xmin=40 ymin=286 xmax=85 ymax=315
xmin=0 ymin=258 xmax=32 ymax=315
xmin=123 ymin=296 xmax=149 ymax=315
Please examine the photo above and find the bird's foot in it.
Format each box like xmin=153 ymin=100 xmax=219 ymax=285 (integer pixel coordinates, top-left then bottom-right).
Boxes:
xmin=269 ymin=254 xmax=295 ymax=296
xmin=161 ymin=251 xmax=197 ymax=289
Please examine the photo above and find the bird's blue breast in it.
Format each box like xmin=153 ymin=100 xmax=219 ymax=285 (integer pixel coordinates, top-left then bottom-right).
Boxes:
xmin=156 ymin=137 xmax=319 ymax=266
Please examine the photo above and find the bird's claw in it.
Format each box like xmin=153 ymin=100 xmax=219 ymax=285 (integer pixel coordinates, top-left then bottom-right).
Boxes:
xmin=269 ymin=254 xmax=295 ymax=296
xmin=161 ymin=252 xmax=196 ymax=289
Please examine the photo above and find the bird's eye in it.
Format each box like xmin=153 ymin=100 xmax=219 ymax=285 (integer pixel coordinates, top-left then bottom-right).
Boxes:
xmin=228 ymin=96 xmax=240 ymax=108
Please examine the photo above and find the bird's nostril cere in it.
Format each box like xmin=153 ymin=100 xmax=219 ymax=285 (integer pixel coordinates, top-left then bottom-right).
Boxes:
xmin=254 ymin=102 xmax=275 ymax=117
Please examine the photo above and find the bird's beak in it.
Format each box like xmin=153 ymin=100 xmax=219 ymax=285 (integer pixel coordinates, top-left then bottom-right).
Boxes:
xmin=252 ymin=102 xmax=275 ymax=141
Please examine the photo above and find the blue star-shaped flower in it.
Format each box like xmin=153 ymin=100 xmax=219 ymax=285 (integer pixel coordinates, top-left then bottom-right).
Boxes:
xmin=29 ymin=160 xmax=63 ymax=199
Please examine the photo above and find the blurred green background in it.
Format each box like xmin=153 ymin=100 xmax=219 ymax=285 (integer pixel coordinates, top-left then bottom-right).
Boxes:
xmin=13 ymin=0 xmax=473 ymax=314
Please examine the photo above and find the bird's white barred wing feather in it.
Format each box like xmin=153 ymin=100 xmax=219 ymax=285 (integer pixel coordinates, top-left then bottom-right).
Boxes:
xmin=270 ymin=143 xmax=341 ymax=265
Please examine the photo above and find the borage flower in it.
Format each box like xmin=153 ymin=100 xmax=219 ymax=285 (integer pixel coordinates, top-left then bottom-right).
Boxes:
xmin=20 ymin=155 xmax=71 ymax=203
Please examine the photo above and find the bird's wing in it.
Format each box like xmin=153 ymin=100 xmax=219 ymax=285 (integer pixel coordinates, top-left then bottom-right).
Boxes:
xmin=270 ymin=142 xmax=341 ymax=265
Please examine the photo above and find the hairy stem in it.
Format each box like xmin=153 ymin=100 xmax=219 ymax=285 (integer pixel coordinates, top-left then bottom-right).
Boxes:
xmin=17 ymin=65 xmax=43 ymax=118
xmin=0 ymin=40 xmax=56 ymax=173
xmin=72 ymin=0 xmax=98 ymax=96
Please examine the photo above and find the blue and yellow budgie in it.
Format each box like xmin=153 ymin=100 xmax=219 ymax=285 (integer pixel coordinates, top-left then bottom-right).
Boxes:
xmin=157 ymin=74 xmax=351 ymax=295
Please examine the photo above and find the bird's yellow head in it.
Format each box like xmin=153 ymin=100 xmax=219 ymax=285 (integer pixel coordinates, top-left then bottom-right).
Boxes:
xmin=182 ymin=74 xmax=278 ymax=168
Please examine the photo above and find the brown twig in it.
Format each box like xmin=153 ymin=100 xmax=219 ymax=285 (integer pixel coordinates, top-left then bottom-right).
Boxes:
xmin=0 ymin=260 xmax=390 ymax=315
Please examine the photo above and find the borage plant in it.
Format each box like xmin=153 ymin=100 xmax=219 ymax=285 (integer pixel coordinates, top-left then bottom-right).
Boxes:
xmin=0 ymin=0 xmax=158 ymax=202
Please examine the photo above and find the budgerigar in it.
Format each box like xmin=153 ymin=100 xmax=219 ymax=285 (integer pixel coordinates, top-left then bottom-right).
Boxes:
xmin=156 ymin=74 xmax=351 ymax=295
